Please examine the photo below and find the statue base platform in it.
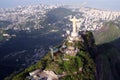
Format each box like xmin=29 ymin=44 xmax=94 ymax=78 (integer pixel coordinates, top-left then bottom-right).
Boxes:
xmin=71 ymin=32 xmax=78 ymax=37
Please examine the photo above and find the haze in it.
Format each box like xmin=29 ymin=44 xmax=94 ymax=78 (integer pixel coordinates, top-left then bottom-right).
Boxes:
xmin=0 ymin=0 xmax=120 ymax=11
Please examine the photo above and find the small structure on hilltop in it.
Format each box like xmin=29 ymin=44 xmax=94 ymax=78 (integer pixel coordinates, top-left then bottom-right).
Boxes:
xmin=49 ymin=47 xmax=59 ymax=61
xmin=28 ymin=69 xmax=58 ymax=80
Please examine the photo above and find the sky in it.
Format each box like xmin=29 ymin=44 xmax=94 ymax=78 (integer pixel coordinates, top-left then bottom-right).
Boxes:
xmin=0 ymin=0 xmax=120 ymax=11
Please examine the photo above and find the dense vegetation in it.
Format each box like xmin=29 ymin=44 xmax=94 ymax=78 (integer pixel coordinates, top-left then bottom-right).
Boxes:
xmin=6 ymin=31 xmax=96 ymax=80
xmin=8 ymin=52 xmax=95 ymax=80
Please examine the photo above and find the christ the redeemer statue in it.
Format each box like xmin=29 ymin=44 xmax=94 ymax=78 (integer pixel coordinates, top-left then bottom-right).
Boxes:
xmin=70 ymin=16 xmax=79 ymax=37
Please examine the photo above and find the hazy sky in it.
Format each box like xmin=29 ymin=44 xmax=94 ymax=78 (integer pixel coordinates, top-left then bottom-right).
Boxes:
xmin=0 ymin=0 xmax=120 ymax=11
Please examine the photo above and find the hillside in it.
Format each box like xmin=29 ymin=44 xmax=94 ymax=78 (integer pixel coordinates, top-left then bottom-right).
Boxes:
xmin=95 ymin=40 xmax=120 ymax=80
xmin=5 ymin=31 xmax=96 ymax=80
xmin=93 ymin=22 xmax=120 ymax=44
xmin=93 ymin=22 xmax=120 ymax=80
xmin=45 ymin=7 xmax=73 ymax=24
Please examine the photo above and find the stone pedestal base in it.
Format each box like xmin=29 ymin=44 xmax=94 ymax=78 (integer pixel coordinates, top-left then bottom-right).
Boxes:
xmin=71 ymin=32 xmax=78 ymax=37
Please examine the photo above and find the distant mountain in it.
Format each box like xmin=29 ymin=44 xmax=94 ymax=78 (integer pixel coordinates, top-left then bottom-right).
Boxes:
xmin=45 ymin=7 xmax=73 ymax=24
xmin=93 ymin=22 xmax=120 ymax=44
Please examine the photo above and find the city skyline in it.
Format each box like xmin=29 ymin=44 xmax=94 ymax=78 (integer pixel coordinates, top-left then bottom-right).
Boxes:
xmin=0 ymin=0 xmax=120 ymax=11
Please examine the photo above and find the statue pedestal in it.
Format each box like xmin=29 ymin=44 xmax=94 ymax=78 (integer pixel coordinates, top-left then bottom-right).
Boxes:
xmin=71 ymin=32 xmax=78 ymax=37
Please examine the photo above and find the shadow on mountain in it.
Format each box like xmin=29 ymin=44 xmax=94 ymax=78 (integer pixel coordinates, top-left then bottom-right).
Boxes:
xmin=94 ymin=37 xmax=120 ymax=80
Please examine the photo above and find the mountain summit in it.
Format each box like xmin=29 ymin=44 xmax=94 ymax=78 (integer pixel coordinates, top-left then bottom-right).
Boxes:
xmin=8 ymin=16 xmax=96 ymax=80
